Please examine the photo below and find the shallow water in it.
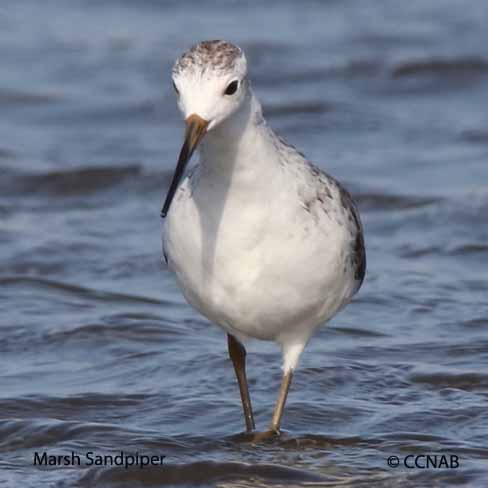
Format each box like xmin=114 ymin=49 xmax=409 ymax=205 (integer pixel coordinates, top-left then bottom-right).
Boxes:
xmin=1 ymin=1 xmax=488 ymax=487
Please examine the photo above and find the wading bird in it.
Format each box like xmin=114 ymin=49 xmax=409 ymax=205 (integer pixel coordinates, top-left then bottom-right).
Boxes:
xmin=161 ymin=40 xmax=366 ymax=439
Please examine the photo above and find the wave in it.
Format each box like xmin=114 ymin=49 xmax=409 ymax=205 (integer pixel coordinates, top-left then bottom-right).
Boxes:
xmin=16 ymin=164 xmax=142 ymax=196
xmin=79 ymin=460 xmax=327 ymax=487
xmin=355 ymin=192 xmax=441 ymax=211
xmin=264 ymin=101 xmax=334 ymax=118
xmin=460 ymin=129 xmax=488 ymax=144
xmin=0 ymin=276 xmax=164 ymax=305
xmin=410 ymin=370 xmax=488 ymax=391
xmin=0 ymin=165 xmax=177 ymax=200
xmin=392 ymin=57 xmax=488 ymax=79
xmin=0 ymin=88 xmax=62 ymax=107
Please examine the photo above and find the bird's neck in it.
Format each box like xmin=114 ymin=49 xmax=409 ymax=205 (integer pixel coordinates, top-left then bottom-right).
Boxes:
xmin=198 ymin=91 xmax=279 ymax=185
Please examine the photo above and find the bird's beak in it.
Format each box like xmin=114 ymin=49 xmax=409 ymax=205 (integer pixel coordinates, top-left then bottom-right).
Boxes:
xmin=161 ymin=114 xmax=209 ymax=218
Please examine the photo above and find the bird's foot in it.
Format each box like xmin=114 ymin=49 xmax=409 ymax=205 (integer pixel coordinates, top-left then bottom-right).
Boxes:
xmin=249 ymin=429 xmax=280 ymax=442
xmin=230 ymin=428 xmax=280 ymax=443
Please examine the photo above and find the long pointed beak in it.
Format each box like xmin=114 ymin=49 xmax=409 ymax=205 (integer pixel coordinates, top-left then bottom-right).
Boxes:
xmin=161 ymin=114 xmax=209 ymax=218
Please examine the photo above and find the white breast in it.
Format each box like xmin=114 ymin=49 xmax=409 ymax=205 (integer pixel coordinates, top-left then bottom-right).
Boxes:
xmin=162 ymin=161 xmax=357 ymax=345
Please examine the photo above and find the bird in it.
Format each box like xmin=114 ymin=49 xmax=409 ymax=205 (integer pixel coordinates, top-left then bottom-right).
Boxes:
xmin=161 ymin=40 xmax=366 ymax=439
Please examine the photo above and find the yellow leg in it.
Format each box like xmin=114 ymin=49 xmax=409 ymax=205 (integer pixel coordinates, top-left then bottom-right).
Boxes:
xmin=270 ymin=370 xmax=293 ymax=432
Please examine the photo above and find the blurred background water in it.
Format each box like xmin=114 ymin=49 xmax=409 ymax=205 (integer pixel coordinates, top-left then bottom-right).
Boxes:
xmin=1 ymin=0 xmax=488 ymax=486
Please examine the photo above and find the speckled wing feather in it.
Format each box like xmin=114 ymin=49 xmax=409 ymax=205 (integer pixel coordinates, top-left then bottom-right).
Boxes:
xmin=269 ymin=131 xmax=366 ymax=294
xmin=308 ymin=161 xmax=366 ymax=294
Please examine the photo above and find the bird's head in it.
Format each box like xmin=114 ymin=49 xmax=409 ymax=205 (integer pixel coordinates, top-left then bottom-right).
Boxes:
xmin=162 ymin=40 xmax=249 ymax=217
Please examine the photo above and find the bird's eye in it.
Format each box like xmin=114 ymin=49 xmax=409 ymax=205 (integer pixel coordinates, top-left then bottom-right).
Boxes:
xmin=172 ymin=81 xmax=179 ymax=95
xmin=224 ymin=80 xmax=239 ymax=95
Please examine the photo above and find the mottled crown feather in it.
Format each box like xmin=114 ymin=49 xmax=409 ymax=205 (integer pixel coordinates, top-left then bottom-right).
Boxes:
xmin=172 ymin=40 xmax=244 ymax=78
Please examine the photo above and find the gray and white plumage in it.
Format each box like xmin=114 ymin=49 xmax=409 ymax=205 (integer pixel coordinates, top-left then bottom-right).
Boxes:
xmin=162 ymin=40 xmax=366 ymax=373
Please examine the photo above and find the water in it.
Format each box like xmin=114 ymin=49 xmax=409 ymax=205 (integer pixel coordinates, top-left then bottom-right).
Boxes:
xmin=1 ymin=0 xmax=488 ymax=486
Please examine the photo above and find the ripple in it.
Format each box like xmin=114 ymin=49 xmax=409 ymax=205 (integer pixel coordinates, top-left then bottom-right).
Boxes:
xmin=0 ymin=276 xmax=165 ymax=305
xmin=0 ymin=147 xmax=16 ymax=159
xmin=278 ymin=433 xmax=380 ymax=450
xmin=16 ymin=164 xmax=142 ymax=196
xmin=460 ymin=129 xmax=488 ymax=144
xmin=448 ymin=243 xmax=488 ymax=256
xmin=0 ymin=418 xmax=122 ymax=451
xmin=79 ymin=460 xmax=326 ymax=487
xmin=46 ymin=317 xmax=184 ymax=344
xmin=392 ymin=57 xmax=488 ymax=78
xmin=40 ymin=99 xmax=162 ymax=126
xmin=326 ymin=59 xmax=383 ymax=79
xmin=462 ymin=317 xmax=488 ymax=328
xmin=398 ymin=245 xmax=443 ymax=259
xmin=0 ymin=88 xmax=63 ymax=106
xmin=398 ymin=241 xmax=488 ymax=259
xmin=253 ymin=59 xmax=381 ymax=87
xmin=330 ymin=326 xmax=386 ymax=338
xmin=264 ymin=101 xmax=335 ymax=118
xmin=1 ymin=166 xmax=172 ymax=201
xmin=254 ymin=67 xmax=329 ymax=86
xmin=0 ymin=394 xmax=150 ymax=419
xmin=356 ymin=192 xmax=441 ymax=211
xmin=410 ymin=370 xmax=488 ymax=391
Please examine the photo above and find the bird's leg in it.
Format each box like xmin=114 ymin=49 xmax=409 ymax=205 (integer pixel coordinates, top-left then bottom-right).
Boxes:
xmin=227 ymin=334 xmax=255 ymax=432
xmin=245 ymin=369 xmax=293 ymax=442
xmin=269 ymin=369 xmax=293 ymax=433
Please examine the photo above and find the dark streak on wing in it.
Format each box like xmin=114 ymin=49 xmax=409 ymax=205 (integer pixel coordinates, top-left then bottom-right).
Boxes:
xmin=335 ymin=179 xmax=366 ymax=290
xmin=300 ymin=159 xmax=366 ymax=293
xmin=353 ymin=222 xmax=366 ymax=286
xmin=304 ymin=158 xmax=366 ymax=292
xmin=277 ymin=135 xmax=306 ymax=159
